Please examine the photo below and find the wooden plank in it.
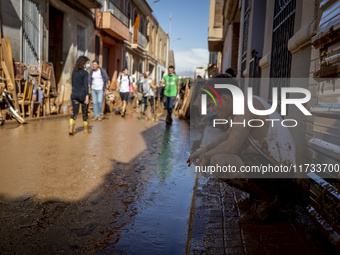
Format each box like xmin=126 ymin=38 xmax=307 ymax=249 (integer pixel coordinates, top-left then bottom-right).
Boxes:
xmin=1 ymin=61 xmax=13 ymax=90
xmin=2 ymin=37 xmax=19 ymax=112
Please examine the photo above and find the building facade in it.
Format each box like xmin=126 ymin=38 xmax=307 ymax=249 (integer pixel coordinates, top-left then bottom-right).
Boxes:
xmin=1 ymin=0 xmax=169 ymax=98
xmin=1 ymin=0 xmax=102 ymax=102
xmin=95 ymin=0 xmax=129 ymax=89
xmin=208 ymin=0 xmax=340 ymax=248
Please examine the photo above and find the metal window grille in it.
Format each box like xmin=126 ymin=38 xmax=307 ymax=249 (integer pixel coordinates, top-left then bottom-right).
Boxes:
xmin=269 ymin=0 xmax=296 ymax=103
xmin=240 ymin=0 xmax=250 ymax=92
xmin=77 ymin=25 xmax=86 ymax=58
xmin=22 ymin=0 xmax=41 ymax=65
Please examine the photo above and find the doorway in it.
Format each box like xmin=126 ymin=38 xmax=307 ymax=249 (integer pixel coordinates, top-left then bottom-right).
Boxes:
xmin=48 ymin=5 xmax=64 ymax=89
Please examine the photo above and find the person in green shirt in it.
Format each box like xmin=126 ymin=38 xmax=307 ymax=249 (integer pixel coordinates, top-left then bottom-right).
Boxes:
xmin=160 ymin=66 xmax=180 ymax=124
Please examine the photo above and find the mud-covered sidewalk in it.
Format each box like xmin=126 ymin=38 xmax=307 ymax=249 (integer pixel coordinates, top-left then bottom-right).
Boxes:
xmin=187 ymin=127 xmax=339 ymax=255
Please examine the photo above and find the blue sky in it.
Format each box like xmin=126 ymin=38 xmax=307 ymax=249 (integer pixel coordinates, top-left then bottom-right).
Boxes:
xmin=147 ymin=0 xmax=210 ymax=77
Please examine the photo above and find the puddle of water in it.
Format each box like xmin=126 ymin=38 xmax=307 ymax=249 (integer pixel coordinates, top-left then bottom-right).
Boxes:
xmin=0 ymin=114 xmax=195 ymax=254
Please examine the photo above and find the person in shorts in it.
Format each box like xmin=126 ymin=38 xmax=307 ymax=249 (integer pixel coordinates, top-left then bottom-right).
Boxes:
xmin=117 ymin=68 xmax=133 ymax=117
xmin=136 ymin=74 xmax=145 ymax=118
xmin=142 ymin=71 xmax=157 ymax=121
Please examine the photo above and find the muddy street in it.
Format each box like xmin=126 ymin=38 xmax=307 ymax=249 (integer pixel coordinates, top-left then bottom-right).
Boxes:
xmin=0 ymin=114 xmax=195 ymax=254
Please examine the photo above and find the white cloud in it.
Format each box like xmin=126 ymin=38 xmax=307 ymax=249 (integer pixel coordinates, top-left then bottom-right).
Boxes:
xmin=174 ymin=48 xmax=209 ymax=77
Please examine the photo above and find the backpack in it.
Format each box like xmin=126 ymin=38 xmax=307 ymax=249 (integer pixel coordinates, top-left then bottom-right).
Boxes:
xmin=119 ymin=75 xmax=132 ymax=86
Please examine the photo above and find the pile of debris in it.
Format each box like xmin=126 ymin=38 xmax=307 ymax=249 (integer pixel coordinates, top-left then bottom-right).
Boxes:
xmin=0 ymin=25 xmax=59 ymax=125
xmin=174 ymin=79 xmax=191 ymax=119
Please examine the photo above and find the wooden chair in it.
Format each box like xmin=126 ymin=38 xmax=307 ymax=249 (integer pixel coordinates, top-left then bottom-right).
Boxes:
xmin=27 ymin=65 xmax=41 ymax=86
xmin=18 ymin=81 xmax=40 ymax=118
xmin=43 ymin=81 xmax=51 ymax=116
xmin=18 ymin=81 xmax=32 ymax=118
xmin=27 ymin=65 xmax=42 ymax=118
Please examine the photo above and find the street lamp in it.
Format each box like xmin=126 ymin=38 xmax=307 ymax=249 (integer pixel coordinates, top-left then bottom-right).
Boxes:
xmin=172 ymin=38 xmax=181 ymax=51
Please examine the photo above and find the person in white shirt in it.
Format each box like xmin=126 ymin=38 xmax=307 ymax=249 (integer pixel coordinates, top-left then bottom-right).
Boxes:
xmin=89 ymin=60 xmax=110 ymax=121
xmin=117 ymin=68 xmax=133 ymax=117
xmin=142 ymin=71 xmax=157 ymax=121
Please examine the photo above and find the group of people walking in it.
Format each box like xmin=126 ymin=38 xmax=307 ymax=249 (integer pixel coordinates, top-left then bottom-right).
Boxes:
xmin=68 ymin=56 xmax=179 ymax=135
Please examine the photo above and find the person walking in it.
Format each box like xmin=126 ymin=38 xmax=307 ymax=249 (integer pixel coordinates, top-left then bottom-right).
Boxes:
xmin=159 ymin=66 xmax=179 ymax=124
xmin=159 ymin=78 xmax=165 ymax=108
xmin=142 ymin=72 xmax=157 ymax=121
xmin=136 ymin=74 xmax=145 ymax=119
xmin=117 ymin=68 xmax=133 ymax=117
xmin=69 ymin=56 xmax=91 ymax=135
xmin=88 ymin=60 xmax=110 ymax=122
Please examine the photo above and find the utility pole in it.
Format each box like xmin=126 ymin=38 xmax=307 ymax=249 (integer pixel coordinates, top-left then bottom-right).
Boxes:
xmin=169 ymin=13 xmax=172 ymax=49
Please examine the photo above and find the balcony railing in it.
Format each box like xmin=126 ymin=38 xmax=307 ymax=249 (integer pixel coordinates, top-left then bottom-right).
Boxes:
xmin=106 ymin=0 xmax=129 ymax=27
xmin=137 ymin=31 xmax=146 ymax=48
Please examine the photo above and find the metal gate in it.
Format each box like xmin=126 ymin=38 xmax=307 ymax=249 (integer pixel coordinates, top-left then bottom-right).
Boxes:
xmin=240 ymin=0 xmax=250 ymax=92
xmin=22 ymin=0 xmax=41 ymax=65
xmin=269 ymin=0 xmax=296 ymax=102
xmin=249 ymin=49 xmax=261 ymax=96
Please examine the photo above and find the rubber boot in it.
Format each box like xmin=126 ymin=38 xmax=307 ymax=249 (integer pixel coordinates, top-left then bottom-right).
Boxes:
xmin=69 ymin=119 xmax=75 ymax=135
xmin=151 ymin=113 xmax=157 ymax=122
xmin=84 ymin=121 xmax=91 ymax=134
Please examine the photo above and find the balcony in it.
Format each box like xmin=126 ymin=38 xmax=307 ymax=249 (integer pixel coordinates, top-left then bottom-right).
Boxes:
xmin=137 ymin=31 xmax=146 ymax=48
xmin=96 ymin=11 xmax=129 ymax=41
xmin=208 ymin=0 xmax=224 ymax=51
xmin=132 ymin=30 xmax=146 ymax=50
xmin=78 ymin=0 xmax=102 ymax=9
xmin=107 ymin=1 xmax=129 ymax=27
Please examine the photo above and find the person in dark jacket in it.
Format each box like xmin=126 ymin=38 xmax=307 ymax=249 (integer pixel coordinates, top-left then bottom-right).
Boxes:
xmin=69 ymin=56 xmax=91 ymax=135
xmin=88 ymin=60 xmax=110 ymax=121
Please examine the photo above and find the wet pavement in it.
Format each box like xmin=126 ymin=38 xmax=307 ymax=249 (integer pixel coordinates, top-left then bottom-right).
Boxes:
xmin=188 ymin=126 xmax=340 ymax=255
xmin=0 ymin=113 xmax=195 ymax=254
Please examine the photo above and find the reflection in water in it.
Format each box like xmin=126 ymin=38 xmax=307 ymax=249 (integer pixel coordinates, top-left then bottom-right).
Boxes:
xmin=157 ymin=129 xmax=173 ymax=181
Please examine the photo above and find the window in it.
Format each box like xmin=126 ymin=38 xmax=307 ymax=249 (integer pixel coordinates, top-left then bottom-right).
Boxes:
xmin=95 ymin=35 xmax=100 ymax=61
xmin=138 ymin=60 xmax=143 ymax=80
xmin=77 ymin=25 xmax=86 ymax=58
xmin=133 ymin=9 xmax=138 ymax=25
xmin=125 ymin=52 xmax=130 ymax=70
xmin=113 ymin=0 xmax=120 ymax=7
xmin=140 ymin=16 xmax=144 ymax=34
xmin=164 ymin=43 xmax=166 ymax=62
xmin=126 ymin=0 xmax=130 ymax=17
xmin=159 ymin=39 xmax=162 ymax=59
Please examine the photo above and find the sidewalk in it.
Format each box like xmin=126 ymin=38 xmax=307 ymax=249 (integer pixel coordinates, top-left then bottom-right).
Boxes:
xmin=188 ymin=126 xmax=339 ymax=255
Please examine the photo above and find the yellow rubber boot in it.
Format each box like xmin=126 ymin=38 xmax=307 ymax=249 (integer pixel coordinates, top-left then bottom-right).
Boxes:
xmin=83 ymin=121 xmax=91 ymax=134
xmin=69 ymin=119 xmax=75 ymax=135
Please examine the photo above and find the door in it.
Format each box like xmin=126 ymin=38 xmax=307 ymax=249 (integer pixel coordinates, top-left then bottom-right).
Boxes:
xmin=48 ymin=5 xmax=64 ymax=89
xmin=102 ymin=46 xmax=109 ymax=73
